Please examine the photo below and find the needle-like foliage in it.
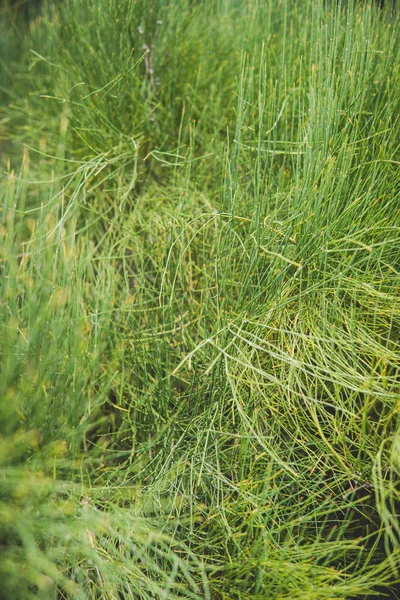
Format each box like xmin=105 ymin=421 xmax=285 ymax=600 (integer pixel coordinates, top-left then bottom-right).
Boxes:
xmin=1 ymin=1 xmax=399 ymax=598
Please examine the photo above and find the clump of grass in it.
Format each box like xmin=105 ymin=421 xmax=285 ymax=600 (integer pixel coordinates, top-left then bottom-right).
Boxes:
xmin=1 ymin=0 xmax=400 ymax=598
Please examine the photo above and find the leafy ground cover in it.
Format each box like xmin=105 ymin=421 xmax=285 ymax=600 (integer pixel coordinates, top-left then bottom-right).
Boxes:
xmin=1 ymin=0 xmax=400 ymax=598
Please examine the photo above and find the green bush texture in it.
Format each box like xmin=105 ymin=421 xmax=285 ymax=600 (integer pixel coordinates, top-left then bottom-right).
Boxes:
xmin=0 ymin=0 xmax=399 ymax=598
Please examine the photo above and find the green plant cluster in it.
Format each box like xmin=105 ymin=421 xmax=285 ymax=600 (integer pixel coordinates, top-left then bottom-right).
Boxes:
xmin=0 ymin=1 xmax=399 ymax=598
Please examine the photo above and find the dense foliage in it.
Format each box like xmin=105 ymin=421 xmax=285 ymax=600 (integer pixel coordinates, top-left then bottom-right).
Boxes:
xmin=1 ymin=1 xmax=399 ymax=598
